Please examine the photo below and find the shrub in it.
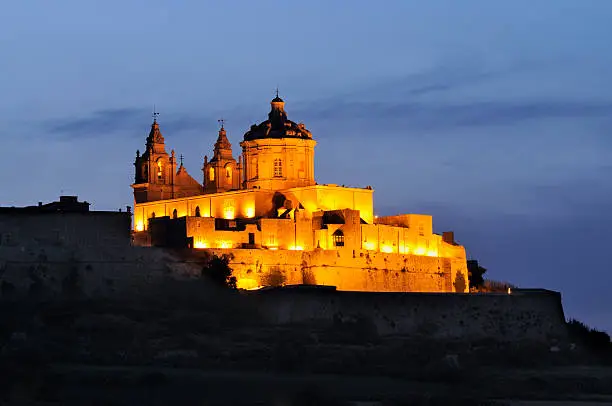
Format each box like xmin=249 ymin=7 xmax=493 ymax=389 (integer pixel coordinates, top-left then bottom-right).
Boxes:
xmin=567 ymin=318 xmax=610 ymax=352
xmin=200 ymin=253 xmax=237 ymax=289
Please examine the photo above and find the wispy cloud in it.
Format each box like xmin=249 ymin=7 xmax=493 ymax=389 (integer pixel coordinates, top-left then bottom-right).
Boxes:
xmin=46 ymin=108 xmax=145 ymax=137
xmin=297 ymin=99 xmax=612 ymax=130
xmin=42 ymin=108 xmax=225 ymax=140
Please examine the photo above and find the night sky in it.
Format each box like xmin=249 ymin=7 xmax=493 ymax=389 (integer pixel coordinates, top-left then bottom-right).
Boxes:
xmin=2 ymin=1 xmax=611 ymax=332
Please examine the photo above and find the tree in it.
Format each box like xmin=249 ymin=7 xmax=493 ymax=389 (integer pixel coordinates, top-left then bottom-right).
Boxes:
xmin=200 ymin=253 xmax=237 ymax=289
xmin=467 ymin=259 xmax=486 ymax=290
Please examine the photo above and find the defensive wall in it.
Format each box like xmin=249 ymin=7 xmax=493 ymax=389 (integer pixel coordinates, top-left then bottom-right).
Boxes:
xmin=251 ymin=287 xmax=568 ymax=342
xmin=0 ymin=210 xmax=194 ymax=296
xmin=0 ymin=207 xmax=568 ymax=343
xmin=201 ymin=248 xmax=468 ymax=293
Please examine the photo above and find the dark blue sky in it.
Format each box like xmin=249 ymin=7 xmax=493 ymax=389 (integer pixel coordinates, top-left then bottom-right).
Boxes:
xmin=2 ymin=1 xmax=611 ymax=332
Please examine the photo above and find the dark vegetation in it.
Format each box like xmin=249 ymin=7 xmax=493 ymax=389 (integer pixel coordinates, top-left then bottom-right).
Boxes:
xmin=467 ymin=259 xmax=486 ymax=290
xmin=467 ymin=259 xmax=516 ymax=292
xmin=567 ymin=318 xmax=611 ymax=354
xmin=200 ymin=253 xmax=237 ymax=289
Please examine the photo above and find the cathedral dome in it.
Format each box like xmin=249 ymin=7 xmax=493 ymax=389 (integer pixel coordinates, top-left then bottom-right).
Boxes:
xmin=243 ymin=96 xmax=312 ymax=141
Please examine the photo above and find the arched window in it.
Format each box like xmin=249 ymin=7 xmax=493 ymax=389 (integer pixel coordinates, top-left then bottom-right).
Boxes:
xmin=151 ymin=212 xmax=156 ymax=218
xmin=172 ymin=209 xmax=178 ymax=219
xmin=225 ymin=165 xmax=232 ymax=181
xmin=157 ymin=159 xmax=164 ymax=181
xmin=209 ymin=167 xmax=215 ymax=181
xmin=251 ymin=158 xmax=258 ymax=179
xmin=274 ymin=158 xmax=283 ymax=177
xmin=333 ymin=229 xmax=345 ymax=247
xmin=195 ymin=206 xmax=201 ymax=217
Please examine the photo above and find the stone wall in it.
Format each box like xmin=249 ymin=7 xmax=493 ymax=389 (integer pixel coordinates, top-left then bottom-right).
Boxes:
xmin=0 ymin=212 xmax=193 ymax=296
xmin=251 ymin=288 xmax=568 ymax=342
xmin=0 ymin=211 xmax=131 ymax=248
xmin=203 ymin=247 xmax=468 ymax=292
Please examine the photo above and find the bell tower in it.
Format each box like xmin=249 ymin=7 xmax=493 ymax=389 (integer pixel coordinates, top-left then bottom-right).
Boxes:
xmin=132 ymin=112 xmax=178 ymax=203
xmin=202 ymin=120 xmax=242 ymax=194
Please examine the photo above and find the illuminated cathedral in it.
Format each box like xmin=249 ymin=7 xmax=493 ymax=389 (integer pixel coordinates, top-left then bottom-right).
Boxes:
xmin=131 ymin=95 xmax=469 ymax=292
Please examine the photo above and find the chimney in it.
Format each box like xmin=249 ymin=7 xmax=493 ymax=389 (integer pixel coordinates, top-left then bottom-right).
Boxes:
xmin=442 ymin=231 xmax=455 ymax=245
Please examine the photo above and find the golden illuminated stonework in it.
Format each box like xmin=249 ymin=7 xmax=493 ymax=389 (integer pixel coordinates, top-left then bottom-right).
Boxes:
xmin=131 ymin=95 xmax=470 ymax=293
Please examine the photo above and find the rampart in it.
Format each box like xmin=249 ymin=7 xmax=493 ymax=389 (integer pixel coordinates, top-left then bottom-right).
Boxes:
xmin=202 ymin=248 xmax=468 ymax=293
xmin=251 ymin=287 xmax=568 ymax=342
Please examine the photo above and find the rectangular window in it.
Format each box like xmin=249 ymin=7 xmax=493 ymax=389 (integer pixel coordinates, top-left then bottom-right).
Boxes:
xmin=274 ymin=158 xmax=283 ymax=177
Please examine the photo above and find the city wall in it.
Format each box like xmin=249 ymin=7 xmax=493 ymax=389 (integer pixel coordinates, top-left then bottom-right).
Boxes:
xmin=203 ymin=248 xmax=468 ymax=293
xmin=251 ymin=288 xmax=568 ymax=342
xmin=0 ymin=212 xmax=192 ymax=296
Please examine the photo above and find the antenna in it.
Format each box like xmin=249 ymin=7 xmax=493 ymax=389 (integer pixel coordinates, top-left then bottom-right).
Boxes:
xmin=218 ymin=118 xmax=225 ymax=129
xmin=152 ymin=105 xmax=160 ymax=122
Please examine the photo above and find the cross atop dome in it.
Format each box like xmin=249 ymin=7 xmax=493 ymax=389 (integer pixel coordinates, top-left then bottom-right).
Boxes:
xmin=271 ymin=88 xmax=284 ymax=104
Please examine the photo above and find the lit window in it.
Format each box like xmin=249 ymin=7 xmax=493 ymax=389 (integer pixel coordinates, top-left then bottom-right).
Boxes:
xmin=333 ymin=230 xmax=344 ymax=247
xmin=209 ymin=167 xmax=215 ymax=181
xmin=274 ymin=158 xmax=283 ymax=177
xmin=226 ymin=165 xmax=232 ymax=179
xmin=157 ymin=160 xmax=163 ymax=181
xmin=223 ymin=199 xmax=235 ymax=219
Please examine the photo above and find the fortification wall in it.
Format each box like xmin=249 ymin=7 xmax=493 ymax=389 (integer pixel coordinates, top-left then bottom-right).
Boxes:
xmin=204 ymin=248 xmax=468 ymax=293
xmin=0 ymin=212 xmax=131 ymax=248
xmin=0 ymin=212 xmax=194 ymax=296
xmin=252 ymin=288 xmax=568 ymax=342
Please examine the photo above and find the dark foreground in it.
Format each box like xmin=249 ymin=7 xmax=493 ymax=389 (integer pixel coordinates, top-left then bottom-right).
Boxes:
xmin=1 ymin=281 xmax=610 ymax=405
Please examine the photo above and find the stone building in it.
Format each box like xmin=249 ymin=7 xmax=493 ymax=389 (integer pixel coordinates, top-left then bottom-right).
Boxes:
xmin=131 ymin=95 xmax=470 ymax=292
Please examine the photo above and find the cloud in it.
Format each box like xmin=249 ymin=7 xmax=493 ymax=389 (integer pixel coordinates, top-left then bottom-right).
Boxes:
xmin=46 ymin=108 xmax=145 ymax=137
xmin=296 ymin=99 xmax=612 ymax=131
xmin=41 ymin=107 xmax=227 ymax=141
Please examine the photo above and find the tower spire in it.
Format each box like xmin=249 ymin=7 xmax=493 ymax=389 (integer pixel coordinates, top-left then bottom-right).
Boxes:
xmin=152 ymin=105 xmax=160 ymax=123
xmin=218 ymin=118 xmax=225 ymax=130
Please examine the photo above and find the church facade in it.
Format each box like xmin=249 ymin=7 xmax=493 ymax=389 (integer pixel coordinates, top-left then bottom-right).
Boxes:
xmin=131 ymin=96 xmax=469 ymax=292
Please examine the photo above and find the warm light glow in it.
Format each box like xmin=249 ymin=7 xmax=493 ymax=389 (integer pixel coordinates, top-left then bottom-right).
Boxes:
xmin=244 ymin=206 xmax=255 ymax=218
xmin=363 ymin=241 xmax=376 ymax=250
xmin=237 ymin=278 xmax=260 ymax=290
xmin=135 ymin=222 xmax=144 ymax=232
xmin=381 ymin=245 xmax=394 ymax=253
xmin=194 ymin=241 xmax=209 ymax=249
xmin=426 ymin=249 xmax=438 ymax=257
xmin=289 ymin=245 xmax=304 ymax=251
xmin=268 ymin=246 xmax=278 ymax=250
xmin=414 ymin=247 xmax=426 ymax=256
xmin=223 ymin=207 xmax=235 ymax=220
xmin=399 ymin=246 xmax=410 ymax=254
xmin=217 ymin=240 xmax=232 ymax=249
